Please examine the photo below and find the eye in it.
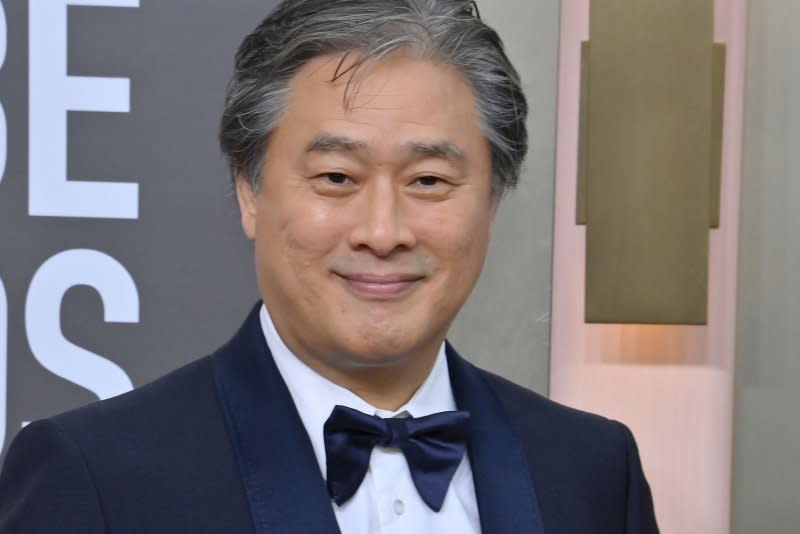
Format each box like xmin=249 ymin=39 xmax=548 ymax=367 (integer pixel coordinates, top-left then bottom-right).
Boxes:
xmin=310 ymin=172 xmax=358 ymax=197
xmin=323 ymin=172 xmax=352 ymax=185
xmin=408 ymin=175 xmax=456 ymax=200
xmin=415 ymin=176 xmax=443 ymax=187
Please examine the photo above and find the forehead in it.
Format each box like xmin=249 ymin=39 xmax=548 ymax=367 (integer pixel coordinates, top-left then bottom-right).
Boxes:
xmin=276 ymin=51 xmax=489 ymax=162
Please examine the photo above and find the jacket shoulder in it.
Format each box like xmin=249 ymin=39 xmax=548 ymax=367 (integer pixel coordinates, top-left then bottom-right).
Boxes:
xmin=477 ymin=368 xmax=632 ymax=470
xmin=478 ymin=368 xmax=624 ymax=438
xmin=2 ymin=355 xmax=252 ymax=533
xmin=477 ymin=369 xmax=658 ymax=533
xmin=51 ymin=355 xmax=217 ymax=436
xmin=0 ymin=418 xmax=109 ymax=533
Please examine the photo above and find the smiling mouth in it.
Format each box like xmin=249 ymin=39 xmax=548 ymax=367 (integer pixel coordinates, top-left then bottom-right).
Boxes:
xmin=334 ymin=272 xmax=424 ymax=299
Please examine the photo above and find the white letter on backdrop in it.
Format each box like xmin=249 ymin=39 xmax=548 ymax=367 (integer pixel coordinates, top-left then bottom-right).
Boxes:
xmin=26 ymin=249 xmax=138 ymax=400
xmin=28 ymin=0 xmax=139 ymax=218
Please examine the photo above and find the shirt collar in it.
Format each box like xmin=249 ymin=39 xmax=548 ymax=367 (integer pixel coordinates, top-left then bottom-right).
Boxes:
xmin=259 ymin=303 xmax=456 ymax=477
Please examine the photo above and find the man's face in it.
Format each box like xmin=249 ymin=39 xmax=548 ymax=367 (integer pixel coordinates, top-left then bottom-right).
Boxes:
xmin=237 ymin=52 xmax=497 ymax=370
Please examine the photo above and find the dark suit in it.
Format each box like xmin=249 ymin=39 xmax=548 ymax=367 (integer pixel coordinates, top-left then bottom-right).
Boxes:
xmin=0 ymin=304 xmax=658 ymax=533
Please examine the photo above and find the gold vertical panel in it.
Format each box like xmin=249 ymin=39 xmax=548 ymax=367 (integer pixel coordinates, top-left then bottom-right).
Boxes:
xmin=582 ymin=0 xmax=717 ymax=324
xmin=710 ymin=43 xmax=726 ymax=229
xmin=577 ymin=41 xmax=590 ymax=225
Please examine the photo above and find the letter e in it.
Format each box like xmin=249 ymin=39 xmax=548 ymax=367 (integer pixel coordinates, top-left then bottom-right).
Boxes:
xmin=28 ymin=0 xmax=140 ymax=218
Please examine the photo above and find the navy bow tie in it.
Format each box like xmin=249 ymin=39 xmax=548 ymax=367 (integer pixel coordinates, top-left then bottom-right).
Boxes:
xmin=323 ymin=404 xmax=471 ymax=512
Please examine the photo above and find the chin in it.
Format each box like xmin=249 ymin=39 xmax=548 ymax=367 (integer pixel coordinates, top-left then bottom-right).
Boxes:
xmin=335 ymin=332 xmax=425 ymax=368
xmin=337 ymin=352 xmax=413 ymax=370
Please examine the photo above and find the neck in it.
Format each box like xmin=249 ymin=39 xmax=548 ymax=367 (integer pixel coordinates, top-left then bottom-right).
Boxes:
xmin=334 ymin=356 xmax=439 ymax=411
xmin=262 ymin=302 xmax=445 ymax=411
xmin=273 ymin=320 xmax=441 ymax=411
xmin=297 ymin=346 xmax=439 ymax=412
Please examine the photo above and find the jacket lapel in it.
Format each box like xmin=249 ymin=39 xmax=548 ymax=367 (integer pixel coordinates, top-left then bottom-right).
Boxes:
xmin=211 ymin=304 xmax=545 ymax=533
xmin=446 ymin=343 xmax=547 ymax=534
xmin=212 ymin=304 xmax=341 ymax=534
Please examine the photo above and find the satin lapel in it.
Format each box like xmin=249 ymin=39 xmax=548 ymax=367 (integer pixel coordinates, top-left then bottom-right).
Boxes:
xmin=212 ymin=304 xmax=341 ymax=534
xmin=446 ymin=343 xmax=546 ymax=534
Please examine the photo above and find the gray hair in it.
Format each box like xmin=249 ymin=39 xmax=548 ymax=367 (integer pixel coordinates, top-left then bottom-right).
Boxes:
xmin=219 ymin=0 xmax=528 ymax=196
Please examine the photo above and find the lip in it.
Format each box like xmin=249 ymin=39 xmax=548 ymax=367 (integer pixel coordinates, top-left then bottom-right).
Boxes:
xmin=334 ymin=272 xmax=424 ymax=299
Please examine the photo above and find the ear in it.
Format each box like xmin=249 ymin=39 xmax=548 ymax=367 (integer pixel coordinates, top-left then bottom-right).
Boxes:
xmin=234 ymin=170 xmax=258 ymax=241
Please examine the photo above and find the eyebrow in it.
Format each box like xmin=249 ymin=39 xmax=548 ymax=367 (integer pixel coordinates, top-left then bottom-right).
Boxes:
xmin=304 ymin=133 xmax=466 ymax=167
xmin=403 ymin=141 xmax=466 ymax=167
xmin=304 ymin=134 xmax=367 ymax=154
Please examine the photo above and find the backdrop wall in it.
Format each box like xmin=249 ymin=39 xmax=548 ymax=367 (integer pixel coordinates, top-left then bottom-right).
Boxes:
xmin=0 ymin=0 xmax=560 ymax=460
xmin=732 ymin=0 xmax=800 ymax=530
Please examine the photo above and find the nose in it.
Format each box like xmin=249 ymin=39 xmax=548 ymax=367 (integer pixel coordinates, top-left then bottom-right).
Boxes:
xmin=348 ymin=178 xmax=416 ymax=257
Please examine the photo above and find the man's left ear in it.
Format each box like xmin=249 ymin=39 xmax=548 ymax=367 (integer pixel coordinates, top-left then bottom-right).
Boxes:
xmin=234 ymin=170 xmax=258 ymax=241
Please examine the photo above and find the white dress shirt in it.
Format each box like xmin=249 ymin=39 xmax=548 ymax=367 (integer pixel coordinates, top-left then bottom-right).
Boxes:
xmin=259 ymin=304 xmax=481 ymax=534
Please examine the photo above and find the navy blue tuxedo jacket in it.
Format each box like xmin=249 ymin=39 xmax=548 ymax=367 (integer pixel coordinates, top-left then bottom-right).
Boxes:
xmin=0 ymin=305 xmax=658 ymax=533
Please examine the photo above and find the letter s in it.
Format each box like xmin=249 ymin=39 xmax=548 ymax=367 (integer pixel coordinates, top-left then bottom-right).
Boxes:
xmin=26 ymin=250 xmax=138 ymax=400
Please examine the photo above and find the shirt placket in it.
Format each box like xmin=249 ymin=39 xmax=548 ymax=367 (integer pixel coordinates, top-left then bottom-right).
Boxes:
xmin=370 ymin=446 xmax=417 ymax=534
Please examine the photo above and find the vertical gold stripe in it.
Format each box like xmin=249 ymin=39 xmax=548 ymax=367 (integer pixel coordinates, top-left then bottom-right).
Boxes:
xmin=710 ymin=43 xmax=726 ymax=229
xmin=577 ymin=41 xmax=590 ymax=225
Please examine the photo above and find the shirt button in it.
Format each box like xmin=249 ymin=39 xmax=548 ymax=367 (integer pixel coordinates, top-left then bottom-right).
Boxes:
xmin=393 ymin=498 xmax=405 ymax=516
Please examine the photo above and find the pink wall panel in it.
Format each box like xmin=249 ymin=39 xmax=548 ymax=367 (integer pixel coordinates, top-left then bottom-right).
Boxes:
xmin=549 ymin=1 xmax=747 ymax=531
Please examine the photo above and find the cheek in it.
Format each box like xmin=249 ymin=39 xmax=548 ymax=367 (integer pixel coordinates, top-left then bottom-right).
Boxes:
xmin=260 ymin=198 xmax=348 ymax=268
xmin=419 ymin=204 xmax=493 ymax=270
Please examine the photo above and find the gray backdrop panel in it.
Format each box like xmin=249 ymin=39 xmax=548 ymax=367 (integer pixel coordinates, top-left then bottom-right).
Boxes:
xmin=0 ymin=0 xmax=270 ymax=458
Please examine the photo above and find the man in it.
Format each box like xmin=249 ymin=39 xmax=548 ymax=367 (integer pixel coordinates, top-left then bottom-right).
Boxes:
xmin=0 ymin=0 xmax=658 ymax=532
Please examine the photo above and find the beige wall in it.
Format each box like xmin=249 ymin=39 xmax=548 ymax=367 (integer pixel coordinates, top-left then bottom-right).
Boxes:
xmin=733 ymin=1 xmax=800 ymax=531
xmin=449 ymin=0 xmax=561 ymax=395
xmin=449 ymin=1 xmax=800 ymax=530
